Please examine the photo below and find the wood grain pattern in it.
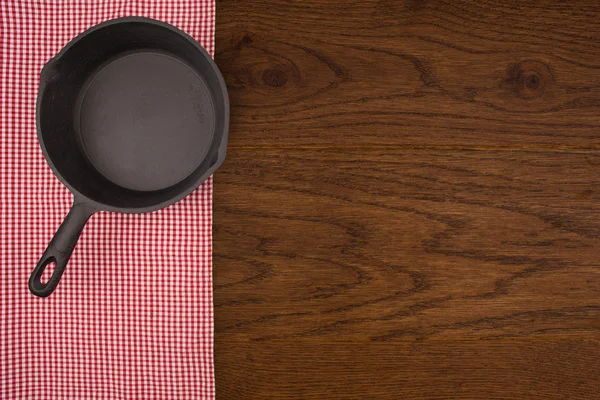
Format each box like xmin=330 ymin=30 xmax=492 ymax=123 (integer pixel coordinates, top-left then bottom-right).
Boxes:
xmin=216 ymin=0 xmax=600 ymax=148
xmin=214 ymin=149 xmax=600 ymax=341
xmin=216 ymin=341 xmax=600 ymax=400
xmin=213 ymin=0 xmax=600 ymax=398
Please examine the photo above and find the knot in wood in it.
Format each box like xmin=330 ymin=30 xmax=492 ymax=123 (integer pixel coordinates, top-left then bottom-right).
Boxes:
xmin=262 ymin=68 xmax=288 ymax=87
xmin=504 ymin=60 xmax=553 ymax=99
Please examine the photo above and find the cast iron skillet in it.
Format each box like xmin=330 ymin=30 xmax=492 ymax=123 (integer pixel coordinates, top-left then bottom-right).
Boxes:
xmin=29 ymin=17 xmax=229 ymax=297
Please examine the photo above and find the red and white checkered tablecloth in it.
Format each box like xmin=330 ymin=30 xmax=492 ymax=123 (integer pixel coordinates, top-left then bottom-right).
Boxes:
xmin=0 ymin=1 xmax=216 ymax=398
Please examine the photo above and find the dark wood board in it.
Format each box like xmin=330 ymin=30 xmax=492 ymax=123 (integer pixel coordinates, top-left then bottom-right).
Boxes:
xmin=215 ymin=341 xmax=600 ymax=400
xmin=215 ymin=0 xmax=600 ymax=149
xmin=214 ymin=149 xmax=600 ymax=342
xmin=213 ymin=0 xmax=600 ymax=398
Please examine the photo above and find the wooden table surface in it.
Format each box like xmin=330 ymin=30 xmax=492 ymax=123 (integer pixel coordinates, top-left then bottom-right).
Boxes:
xmin=212 ymin=1 xmax=600 ymax=398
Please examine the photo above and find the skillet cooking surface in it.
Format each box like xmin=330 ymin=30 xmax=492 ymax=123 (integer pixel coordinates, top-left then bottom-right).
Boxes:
xmin=76 ymin=51 xmax=215 ymax=191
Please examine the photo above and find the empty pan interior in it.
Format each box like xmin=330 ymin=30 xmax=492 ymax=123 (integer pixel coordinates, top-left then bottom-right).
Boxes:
xmin=76 ymin=51 xmax=215 ymax=192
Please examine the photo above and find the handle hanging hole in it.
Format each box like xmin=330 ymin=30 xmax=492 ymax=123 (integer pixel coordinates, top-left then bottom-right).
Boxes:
xmin=40 ymin=260 xmax=57 ymax=284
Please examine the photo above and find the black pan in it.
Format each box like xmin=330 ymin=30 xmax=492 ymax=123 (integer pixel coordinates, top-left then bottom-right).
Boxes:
xmin=29 ymin=17 xmax=229 ymax=297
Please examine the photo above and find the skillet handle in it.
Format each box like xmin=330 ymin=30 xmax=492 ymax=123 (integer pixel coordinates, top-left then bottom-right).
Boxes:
xmin=29 ymin=200 xmax=96 ymax=298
